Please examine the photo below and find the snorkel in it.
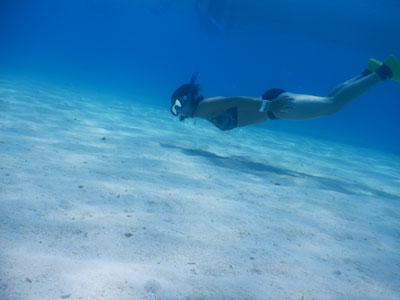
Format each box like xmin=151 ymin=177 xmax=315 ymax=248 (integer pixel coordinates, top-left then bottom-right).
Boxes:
xmin=170 ymin=72 xmax=202 ymax=121
xmin=188 ymin=71 xmax=199 ymax=96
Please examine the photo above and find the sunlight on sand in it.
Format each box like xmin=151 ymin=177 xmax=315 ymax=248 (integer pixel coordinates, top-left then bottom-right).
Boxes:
xmin=1 ymin=79 xmax=399 ymax=300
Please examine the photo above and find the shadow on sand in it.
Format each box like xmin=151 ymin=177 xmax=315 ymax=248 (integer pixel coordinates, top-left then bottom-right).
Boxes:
xmin=160 ymin=143 xmax=400 ymax=201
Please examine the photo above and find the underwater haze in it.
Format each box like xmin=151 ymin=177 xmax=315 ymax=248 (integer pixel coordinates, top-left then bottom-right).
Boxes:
xmin=1 ymin=1 xmax=400 ymax=300
xmin=1 ymin=0 xmax=400 ymax=153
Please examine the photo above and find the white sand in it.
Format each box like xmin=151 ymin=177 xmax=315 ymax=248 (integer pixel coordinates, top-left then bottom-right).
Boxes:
xmin=0 ymin=78 xmax=399 ymax=300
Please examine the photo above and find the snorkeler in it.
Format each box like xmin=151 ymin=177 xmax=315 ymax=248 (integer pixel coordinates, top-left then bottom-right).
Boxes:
xmin=170 ymin=55 xmax=400 ymax=131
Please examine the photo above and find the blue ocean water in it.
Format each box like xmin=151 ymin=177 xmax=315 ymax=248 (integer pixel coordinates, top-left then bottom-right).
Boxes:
xmin=1 ymin=2 xmax=400 ymax=299
xmin=1 ymin=0 xmax=399 ymax=154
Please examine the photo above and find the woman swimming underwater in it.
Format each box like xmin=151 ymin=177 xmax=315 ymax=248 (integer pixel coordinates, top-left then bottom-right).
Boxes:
xmin=170 ymin=55 xmax=400 ymax=131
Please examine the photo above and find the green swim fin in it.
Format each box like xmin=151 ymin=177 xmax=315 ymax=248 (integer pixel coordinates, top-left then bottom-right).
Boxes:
xmin=384 ymin=54 xmax=400 ymax=82
xmin=367 ymin=58 xmax=382 ymax=72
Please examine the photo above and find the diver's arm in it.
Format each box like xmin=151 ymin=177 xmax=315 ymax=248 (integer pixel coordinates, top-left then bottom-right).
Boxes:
xmin=194 ymin=96 xmax=262 ymax=118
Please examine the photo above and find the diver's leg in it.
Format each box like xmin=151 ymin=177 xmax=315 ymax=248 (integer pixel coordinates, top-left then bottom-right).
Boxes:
xmin=327 ymin=58 xmax=384 ymax=97
xmin=276 ymin=73 xmax=382 ymax=121
xmin=277 ymin=58 xmax=396 ymax=120
xmin=328 ymin=72 xmax=382 ymax=112
xmin=327 ymin=57 xmax=397 ymax=112
xmin=327 ymin=74 xmax=366 ymax=97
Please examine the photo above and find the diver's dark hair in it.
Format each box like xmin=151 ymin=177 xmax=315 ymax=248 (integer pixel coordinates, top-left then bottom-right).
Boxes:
xmin=171 ymin=84 xmax=201 ymax=104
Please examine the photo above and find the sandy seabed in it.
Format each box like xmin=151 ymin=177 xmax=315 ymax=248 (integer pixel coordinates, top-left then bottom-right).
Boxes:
xmin=0 ymin=78 xmax=399 ymax=300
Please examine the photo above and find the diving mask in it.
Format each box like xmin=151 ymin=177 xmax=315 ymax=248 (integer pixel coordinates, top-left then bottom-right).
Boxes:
xmin=170 ymin=72 xmax=200 ymax=120
xmin=170 ymin=95 xmax=191 ymax=117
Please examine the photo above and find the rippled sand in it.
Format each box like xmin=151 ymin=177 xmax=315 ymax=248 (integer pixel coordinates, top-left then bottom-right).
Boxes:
xmin=1 ymin=78 xmax=399 ymax=300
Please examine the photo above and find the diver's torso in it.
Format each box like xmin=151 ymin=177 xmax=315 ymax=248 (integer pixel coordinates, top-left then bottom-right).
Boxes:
xmin=195 ymin=96 xmax=269 ymax=130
